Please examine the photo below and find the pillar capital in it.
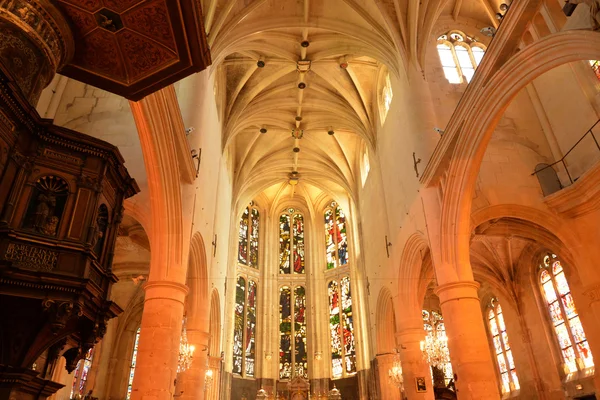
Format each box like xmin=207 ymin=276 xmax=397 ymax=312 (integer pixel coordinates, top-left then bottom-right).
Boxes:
xmin=143 ymin=280 xmax=189 ymax=305
xmin=434 ymin=280 xmax=480 ymax=305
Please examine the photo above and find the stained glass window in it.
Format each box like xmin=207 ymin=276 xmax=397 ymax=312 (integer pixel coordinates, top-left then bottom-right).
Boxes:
xmin=233 ymin=277 xmax=258 ymax=377
xmin=329 ymin=277 xmax=356 ymax=378
xmin=126 ymin=328 xmax=141 ymax=400
xmin=324 ymin=202 xmax=349 ymax=270
xmin=590 ymin=60 xmax=600 ymax=80
xmin=539 ymin=253 xmax=594 ymax=374
xmin=279 ymin=209 xmax=305 ymax=274
xmin=238 ymin=203 xmax=259 ymax=268
xmin=487 ymin=301 xmax=519 ymax=393
xmin=70 ymin=347 xmax=94 ymax=398
xmin=437 ymin=30 xmax=486 ymax=84
xmin=279 ymin=286 xmax=308 ymax=379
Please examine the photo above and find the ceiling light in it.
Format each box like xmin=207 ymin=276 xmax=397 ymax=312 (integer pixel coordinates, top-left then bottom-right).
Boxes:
xmin=291 ymin=129 xmax=303 ymax=139
xmin=293 ymin=147 xmax=300 ymax=153
xmin=260 ymin=126 xmax=267 ymax=134
xmin=328 ymin=130 xmax=335 ymax=135
xmin=301 ymin=40 xmax=310 ymax=47
xmin=339 ymin=56 xmax=348 ymax=69
xmin=257 ymin=56 xmax=265 ymax=68
xmin=295 ymin=116 xmax=302 ymax=121
xmin=298 ymin=82 xmax=306 ymax=89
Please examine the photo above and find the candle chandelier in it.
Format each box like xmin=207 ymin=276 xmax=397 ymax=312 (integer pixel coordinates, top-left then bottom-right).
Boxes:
xmin=388 ymin=351 xmax=404 ymax=389
xmin=420 ymin=312 xmax=450 ymax=368
xmin=177 ymin=318 xmax=195 ymax=373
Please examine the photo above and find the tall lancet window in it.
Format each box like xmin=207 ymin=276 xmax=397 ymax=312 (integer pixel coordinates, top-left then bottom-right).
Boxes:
xmin=238 ymin=202 xmax=259 ymax=268
xmin=329 ymin=277 xmax=356 ymax=379
xmin=487 ymin=300 xmax=519 ymax=393
xmin=70 ymin=348 xmax=94 ymax=398
xmin=233 ymin=277 xmax=258 ymax=377
xmin=279 ymin=209 xmax=305 ymax=274
xmin=279 ymin=286 xmax=308 ymax=379
xmin=539 ymin=253 xmax=593 ymax=374
xmin=324 ymin=202 xmax=348 ymax=270
xmin=126 ymin=328 xmax=141 ymax=400
xmin=437 ymin=30 xmax=486 ymax=84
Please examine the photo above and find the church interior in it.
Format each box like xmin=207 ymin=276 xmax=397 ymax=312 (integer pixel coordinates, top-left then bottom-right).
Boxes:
xmin=0 ymin=0 xmax=600 ymax=399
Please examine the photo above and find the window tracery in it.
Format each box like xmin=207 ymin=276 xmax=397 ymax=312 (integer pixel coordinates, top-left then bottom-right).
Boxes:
xmin=70 ymin=347 xmax=94 ymax=398
xmin=539 ymin=253 xmax=593 ymax=374
xmin=437 ymin=31 xmax=486 ymax=84
xmin=329 ymin=277 xmax=356 ymax=379
xmin=238 ymin=202 xmax=259 ymax=268
xmin=279 ymin=209 xmax=305 ymax=274
xmin=233 ymin=276 xmax=258 ymax=377
xmin=126 ymin=327 xmax=141 ymax=400
xmin=279 ymin=285 xmax=308 ymax=379
xmin=487 ymin=300 xmax=519 ymax=394
xmin=324 ymin=202 xmax=349 ymax=270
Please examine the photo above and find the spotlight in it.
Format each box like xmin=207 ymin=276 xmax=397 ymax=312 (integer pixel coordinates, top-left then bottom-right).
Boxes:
xmin=433 ymin=127 xmax=444 ymax=135
xmin=499 ymin=3 xmax=509 ymax=11
xmin=301 ymin=40 xmax=310 ymax=48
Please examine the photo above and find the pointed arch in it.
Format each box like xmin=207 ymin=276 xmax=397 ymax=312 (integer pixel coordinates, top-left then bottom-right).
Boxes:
xmin=375 ymin=287 xmax=396 ymax=354
xmin=187 ymin=232 xmax=209 ymax=327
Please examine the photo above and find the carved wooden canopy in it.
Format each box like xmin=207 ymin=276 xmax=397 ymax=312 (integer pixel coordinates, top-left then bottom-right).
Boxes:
xmin=52 ymin=0 xmax=211 ymax=100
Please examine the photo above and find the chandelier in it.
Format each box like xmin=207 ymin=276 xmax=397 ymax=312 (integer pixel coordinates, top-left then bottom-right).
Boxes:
xmin=420 ymin=327 xmax=450 ymax=368
xmin=388 ymin=352 xmax=404 ymax=389
xmin=177 ymin=319 xmax=195 ymax=373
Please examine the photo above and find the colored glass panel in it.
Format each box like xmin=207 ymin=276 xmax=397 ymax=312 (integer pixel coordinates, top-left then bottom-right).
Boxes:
xmin=126 ymin=328 xmax=141 ymax=400
xmin=293 ymin=214 xmax=305 ymax=274
xmin=245 ymin=280 xmax=257 ymax=377
xmin=497 ymin=354 xmax=507 ymax=373
xmin=561 ymin=293 xmax=577 ymax=319
xmin=590 ymin=60 xmax=600 ymax=80
xmin=232 ymin=277 xmax=245 ymax=375
xmin=70 ymin=348 xmax=94 ymax=398
xmin=455 ymin=45 xmax=475 ymax=82
xmin=569 ymin=316 xmax=586 ymax=343
xmin=501 ymin=372 xmax=510 ymax=393
xmin=336 ymin=207 xmax=348 ymax=266
xmin=238 ymin=208 xmax=249 ymax=264
xmin=549 ymin=301 xmax=564 ymax=325
xmin=552 ymin=261 xmax=564 ymax=275
xmin=493 ymin=335 xmax=503 ymax=354
xmin=555 ymin=323 xmax=572 ymax=349
xmin=280 ymin=286 xmax=292 ymax=379
xmin=488 ymin=303 xmax=519 ymax=393
xmin=490 ymin=317 xmax=499 ymax=336
xmin=511 ymin=371 xmax=520 ymax=390
xmin=341 ymin=277 xmax=356 ymax=374
xmin=543 ymin=281 xmax=557 ymax=303
xmin=329 ymin=281 xmax=343 ymax=378
xmin=562 ymin=346 xmax=577 ymax=373
xmin=294 ymin=286 xmax=308 ymax=378
xmin=578 ymin=341 xmax=594 ymax=368
xmin=502 ymin=331 xmax=510 ymax=350
xmin=497 ymin=311 xmax=506 ymax=332
xmin=506 ymin=350 xmax=515 ymax=369
xmin=279 ymin=214 xmax=291 ymax=274
xmin=325 ymin=210 xmax=336 ymax=269
xmin=540 ymin=270 xmax=551 ymax=284
xmin=249 ymin=209 xmax=259 ymax=268
xmin=554 ymin=272 xmax=570 ymax=296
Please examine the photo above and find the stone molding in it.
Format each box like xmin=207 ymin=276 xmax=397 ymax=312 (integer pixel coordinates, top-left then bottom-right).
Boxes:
xmin=143 ymin=280 xmax=189 ymax=304
xmin=434 ymin=280 xmax=480 ymax=305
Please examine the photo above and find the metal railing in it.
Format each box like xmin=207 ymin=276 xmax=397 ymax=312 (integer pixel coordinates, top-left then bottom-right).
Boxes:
xmin=532 ymin=119 xmax=600 ymax=192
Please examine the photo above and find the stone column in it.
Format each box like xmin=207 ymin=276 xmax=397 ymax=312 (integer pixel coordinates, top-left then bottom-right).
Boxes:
xmin=177 ymin=330 xmax=210 ymax=400
xmin=206 ymin=356 xmax=222 ymax=400
xmin=130 ymin=281 xmax=188 ymax=400
xmin=396 ymin=329 xmax=434 ymax=400
xmin=435 ymin=281 xmax=499 ymax=400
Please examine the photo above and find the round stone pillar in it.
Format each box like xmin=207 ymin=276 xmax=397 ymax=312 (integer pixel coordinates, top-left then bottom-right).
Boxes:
xmin=0 ymin=1 xmax=73 ymax=105
xmin=395 ymin=329 xmax=435 ymax=400
xmin=435 ymin=281 xmax=499 ymax=400
xmin=131 ymin=281 xmax=189 ymax=400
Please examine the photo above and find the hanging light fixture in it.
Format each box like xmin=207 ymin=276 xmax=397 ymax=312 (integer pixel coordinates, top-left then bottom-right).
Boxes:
xmin=204 ymin=369 xmax=214 ymax=390
xmin=420 ymin=312 xmax=450 ymax=369
xmin=388 ymin=350 xmax=404 ymax=389
xmin=177 ymin=318 xmax=195 ymax=373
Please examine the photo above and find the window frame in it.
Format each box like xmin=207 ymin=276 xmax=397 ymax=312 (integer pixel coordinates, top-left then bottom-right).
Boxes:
xmin=232 ymin=274 xmax=259 ymax=378
xmin=278 ymin=284 xmax=308 ymax=380
xmin=328 ymin=275 xmax=357 ymax=380
xmin=486 ymin=300 xmax=520 ymax=395
xmin=279 ymin=208 xmax=306 ymax=275
xmin=238 ymin=202 xmax=260 ymax=269
xmin=436 ymin=30 xmax=487 ymax=84
xmin=538 ymin=253 xmax=594 ymax=377
xmin=324 ymin=201 xmax=350 ymax=270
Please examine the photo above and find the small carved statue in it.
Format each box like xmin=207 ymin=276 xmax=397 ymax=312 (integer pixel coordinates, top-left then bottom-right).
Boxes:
xmin=569 ymin=0 xmax=600 ymax=30
xmin=41 ymin=216 xmax=59 ymax=236
xmin=33 ymin=192 xmax=56 ymax=233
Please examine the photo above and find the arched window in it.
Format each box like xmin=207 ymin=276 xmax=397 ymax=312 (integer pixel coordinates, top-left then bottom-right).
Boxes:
xmin=539 ymin=253 xmax=594 ymax=374
xmin=238 ymin=202 xmax=259 ymax=268
xmin=126 ymin=328 xmax=141 ymax=400
xmin=232 ymin=277 xmax=258 ymax=377
xmin=589 ymin=60 xmax=600 ymax=80
xmin=487 ymin=301 xmax=520 ymax=394
xmin=279 ymin=209 xmax=305 ymax=274
xmin=279 ymin=286 xmax=308 ymax=379
xmin=437 ymin=31 xmax=486 ymax=84
xmin=422 ymin=310 xmax=453 ymax=386
xmin=361 ymin=147 xmax=370 ymax=187
xmin=379 ymin=72 xmax=393 ymax=124
xmin=324 ymin=202 xmax=349 ymax=270
xmin=70 ymin=347 xmax=94 ymax=398
xmin=329 ymin=277 xmax=356 ymax=379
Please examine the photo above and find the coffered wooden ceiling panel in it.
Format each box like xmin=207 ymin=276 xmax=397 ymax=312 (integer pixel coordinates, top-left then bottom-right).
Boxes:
xmin=53 ymin=0 xmax=211 ymax=100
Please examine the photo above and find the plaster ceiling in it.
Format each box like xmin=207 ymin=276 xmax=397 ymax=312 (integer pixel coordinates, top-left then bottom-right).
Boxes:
xmin=203 ymin=0 xmax=497 ymax=207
